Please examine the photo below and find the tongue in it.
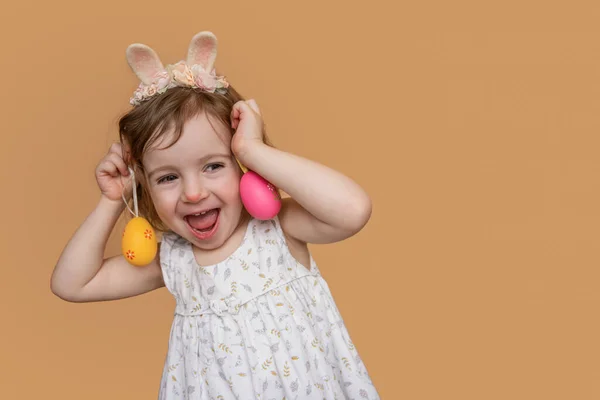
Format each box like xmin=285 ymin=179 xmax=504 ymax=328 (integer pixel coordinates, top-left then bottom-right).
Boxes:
xmin=187 ymin=209 xmax=218 ymax=230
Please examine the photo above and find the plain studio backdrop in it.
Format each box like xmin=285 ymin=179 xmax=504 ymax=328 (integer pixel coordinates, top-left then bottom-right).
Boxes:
xmin=3 ymin=0 xmax=600 ymax=398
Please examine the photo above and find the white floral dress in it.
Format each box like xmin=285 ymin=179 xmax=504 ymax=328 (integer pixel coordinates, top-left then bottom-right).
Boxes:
xmin=158 ymin=216 xmax=380 ymax=399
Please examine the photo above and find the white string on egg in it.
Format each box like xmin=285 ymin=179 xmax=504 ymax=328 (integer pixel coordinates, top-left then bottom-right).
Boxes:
xmin=121 ymin=166 xmax=138 ymax=218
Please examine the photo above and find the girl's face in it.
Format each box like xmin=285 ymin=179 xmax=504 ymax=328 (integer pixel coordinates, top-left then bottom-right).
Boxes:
xmin=142 ymin=111 xmax=246 ymax=250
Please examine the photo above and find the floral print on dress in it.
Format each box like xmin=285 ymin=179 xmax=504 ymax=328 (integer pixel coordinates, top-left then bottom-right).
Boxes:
xmin=158 ymin=216 xmax=379 ymax=399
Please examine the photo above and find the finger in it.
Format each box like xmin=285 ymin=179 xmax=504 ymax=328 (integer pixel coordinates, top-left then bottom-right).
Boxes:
xmin=119 ymin=172 xmax=134 ymax=192
xmin=231 ymin=101 xmax=246 ymax=118
xmin=109 ymin=143 xmax=132 ymax=170
xmin=108 ymin=142 xmax=122 ymax=155
xmin=231 ymin=102 xmax=245 ymax=129
xmin=111 ymin=154 xmax=129 ymax=176
xmin=246 ymin=99 xmax=261 ymax=115
xmin=99 ymin=156 xmax=128 ymax=179
xmin=230 ymin=105 xmax=237 ymax=128
xmin=106 ymin=152 xmax=130 ymax=176
xmin=98 ymin=160 xmax=120 ymax=177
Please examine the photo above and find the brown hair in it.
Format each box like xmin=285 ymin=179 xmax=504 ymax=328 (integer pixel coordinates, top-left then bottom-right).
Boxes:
xmin=118 ymin=86 xmax=274 ymax=231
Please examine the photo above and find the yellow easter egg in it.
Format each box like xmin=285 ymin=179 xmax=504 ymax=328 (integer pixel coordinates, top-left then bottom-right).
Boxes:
xmin=121 ymin=217 xmax=157 ymax=267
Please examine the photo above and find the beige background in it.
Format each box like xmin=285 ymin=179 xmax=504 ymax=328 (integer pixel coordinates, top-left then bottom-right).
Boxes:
xmin=2 ymin=0 xmax=600 ymax=398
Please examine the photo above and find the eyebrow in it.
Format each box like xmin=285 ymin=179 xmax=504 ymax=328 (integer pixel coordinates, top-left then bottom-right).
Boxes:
xmin=147 ymin=153 xmax=231 ymax=179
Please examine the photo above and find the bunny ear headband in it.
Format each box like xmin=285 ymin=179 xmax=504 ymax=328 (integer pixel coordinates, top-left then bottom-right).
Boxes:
xmin=126 ymin=31 xmax=230 ymax=106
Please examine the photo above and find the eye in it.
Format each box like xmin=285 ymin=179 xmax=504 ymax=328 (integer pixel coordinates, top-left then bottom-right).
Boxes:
xmin=206 ymin=163 xmax=224 ymax=172
xmin=157 ymin=174 xmax=177 ymax=184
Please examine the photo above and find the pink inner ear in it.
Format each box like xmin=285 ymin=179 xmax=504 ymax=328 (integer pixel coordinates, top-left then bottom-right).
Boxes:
xmin=127 ymin=45 xmax=165 ymax=85
xmin=187 ymin=33 xmax=217 ymax=71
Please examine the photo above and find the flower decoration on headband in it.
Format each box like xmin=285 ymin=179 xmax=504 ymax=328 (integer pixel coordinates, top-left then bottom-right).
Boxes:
xmin=126 ymin=31 xmax=230 ymax=106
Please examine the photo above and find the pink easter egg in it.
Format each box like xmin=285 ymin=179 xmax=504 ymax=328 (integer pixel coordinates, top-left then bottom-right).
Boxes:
xmin=239 ymin=171 xmax=281 ymax=220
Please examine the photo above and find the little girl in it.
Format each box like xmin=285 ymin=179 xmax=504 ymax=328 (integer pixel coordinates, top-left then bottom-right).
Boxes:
xmin=51 ymin=31 xmax=380 ymax=399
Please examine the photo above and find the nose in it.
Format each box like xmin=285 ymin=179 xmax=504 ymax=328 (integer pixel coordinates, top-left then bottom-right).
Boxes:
xmin=181 ymin=179 xmax=209 ymax=203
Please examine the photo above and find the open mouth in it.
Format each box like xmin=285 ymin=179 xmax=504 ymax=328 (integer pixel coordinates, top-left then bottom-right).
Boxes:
xmin=184 ymin=209 xmax=220 ymax=238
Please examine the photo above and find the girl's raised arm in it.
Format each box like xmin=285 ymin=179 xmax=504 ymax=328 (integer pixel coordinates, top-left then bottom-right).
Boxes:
xmin=50 ymin=144 xmax=164 ymax=302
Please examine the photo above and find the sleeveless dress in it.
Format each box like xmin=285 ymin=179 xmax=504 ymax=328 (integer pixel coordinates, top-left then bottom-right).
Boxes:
xmin=158 ymin=216 xmax=380 ymax=399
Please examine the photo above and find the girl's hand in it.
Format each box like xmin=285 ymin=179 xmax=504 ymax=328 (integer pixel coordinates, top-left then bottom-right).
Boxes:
xmin=95 ymin=143 xmax=132 ymax=203
xmin=230 ymin=99 xmax=266 ymax=162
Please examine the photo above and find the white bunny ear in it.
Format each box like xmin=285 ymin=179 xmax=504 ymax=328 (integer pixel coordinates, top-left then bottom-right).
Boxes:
xmin=187 ymin=31 xmax=218 ymax=72
xmin=126 ymin=44 xmax=166 ymax=85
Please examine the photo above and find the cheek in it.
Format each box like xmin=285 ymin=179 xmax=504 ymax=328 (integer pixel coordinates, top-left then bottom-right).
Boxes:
xmin=215 ymin=173 xmax=242 ymax=200
xmin=148 ymin=187 xmax=178 ymax=214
